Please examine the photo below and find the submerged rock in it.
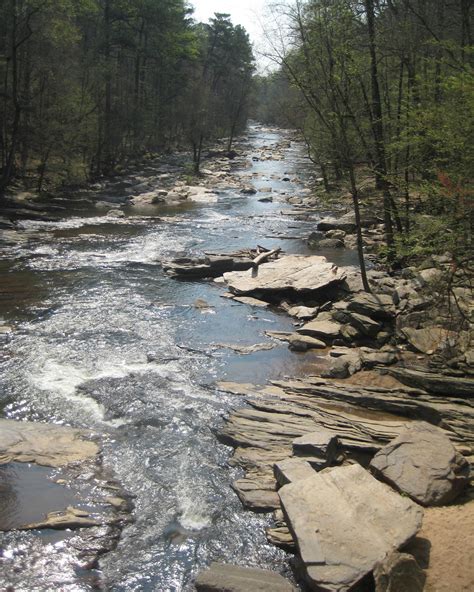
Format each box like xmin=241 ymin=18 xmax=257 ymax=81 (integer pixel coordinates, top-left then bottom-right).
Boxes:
xmin=195 ymin=563 xmax=295 ymax=592
xmin=279 ymin=464 xmax=423 ymax=592
xmin=370 ymin=422 xmax=470 ymax=506
xmin=0 ymin=419 xmax=99 ymax=467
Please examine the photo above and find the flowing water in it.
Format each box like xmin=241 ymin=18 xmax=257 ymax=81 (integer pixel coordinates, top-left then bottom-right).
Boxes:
xmin=0 ymin=126 xmax=358 ymax=591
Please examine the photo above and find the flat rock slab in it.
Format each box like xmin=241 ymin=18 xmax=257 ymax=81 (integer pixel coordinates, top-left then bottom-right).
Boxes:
xmin=0 ymin=419 xmax=99 ymax=467
xmin=292 ymin=429 xmax=339 ymax=462
xmin=296 ymin=319 xmax=342 ymax=343
xmin=274 ymin=458 xmax=315 ymax=486
xmin=223 ymin=255 xmax=346 ymax=296
xmin=279 ymin=464 xmax=423 ymax=592
xmin=195 ymin=563 xmax=295 ymax=592
xmin=370 ymin=422 xmax=470 ymax=506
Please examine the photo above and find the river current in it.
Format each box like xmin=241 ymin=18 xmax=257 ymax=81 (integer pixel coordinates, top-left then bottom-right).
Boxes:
xmin=0 ymin=126 xmax=358 ymax=591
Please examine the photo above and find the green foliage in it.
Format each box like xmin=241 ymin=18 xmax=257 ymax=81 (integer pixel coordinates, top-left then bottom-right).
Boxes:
xmin=0 ymin=0 xmax=255 ymax=192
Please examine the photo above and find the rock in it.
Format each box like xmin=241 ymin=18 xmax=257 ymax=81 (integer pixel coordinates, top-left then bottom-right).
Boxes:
xmin=370 ymin=422 xmax=470 ymax=506
xmin=163 ymin=255 xmax=254 ymax=278
xmin=321 ymin=352 xmax=362 ymax=378
xmin=232 ymin=475 xmax=280 ymax=512
xmin=214 ymin=343 xmax=276 ymax=355
xmin=292 ymin=429 xmax=339 ymax=463
xmin=333 ymin=310 xmax=382 ymax=338
xmin=186 ymin=186 xmax=218 ymax=203
xmin=360 ymin=350 xmax=398 ymax=368
xmin=274 ymin=458 xmax=315 ymax=486
xmin=18 ymin=507 xmax=101 ymax=531
xmin=401 ymin=326 xmax=454 ymax=354
xmin=296 ymin=319 xmax=342 ymax=343
xmin=223 ymin=255 xmax=346 ymax=297
xmin=279 ymin=464 xmax=423 ymax=592
xmin=387 ymin=367 xmax=474 ymax=397
xmin=0 ymin=419 xmax=99 ymax=467
xmin=266 ymin=525 xmax=296 ymax=551
xmin=346 ymin=293 xmax=396 ymax=320
xmin=195 ymin=563 xmax=295 ymax=592
xmin=313 ymin=238 xmax=344 ymax=249
xmin=230 ymin=296 xmax=270 ymax=308
xmin=326 ymin=229 xmax=346 ymax=240
xmin=374 ymin=552 xmax=426 ymax=592
xmin=288 ymin=333 xmax=326 ymax=351
xmin=317 ymin=213 xmax=357 ymax=233
xmin=287 ymin=305 xmax=319 ymax=320
xmin=418 ymin=267 xmax=444 ymax=285
xmin=258 ymin=196 xmax=273 ymax=203
xmin=240 ymin=187 xmax=257 ymax=195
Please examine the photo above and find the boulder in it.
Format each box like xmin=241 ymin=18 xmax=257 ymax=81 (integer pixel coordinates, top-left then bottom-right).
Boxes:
xmin=274 ymin=458 xmax=315 ymax=487
xmin=374 ymin=552 xmax=426 ymax=592
xmin=279 ymin=464 xmax=423 ymax=592
xmin=223 ymin=255 xmax=346 ymax=297
xmin=195 ymin=563 xmax=295 ymax=592
xmin=370 ymin=422 xmax=470 ymax=506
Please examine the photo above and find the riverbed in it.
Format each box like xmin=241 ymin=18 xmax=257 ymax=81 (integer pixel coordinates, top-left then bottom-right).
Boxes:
xmin=0 ymin=125 xmax=358 ymax=591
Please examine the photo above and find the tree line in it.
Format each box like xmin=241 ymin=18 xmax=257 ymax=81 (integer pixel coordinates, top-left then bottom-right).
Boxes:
xmin=255 ymin=0 xmax=472 ymax=275
xmin=0 ymin=1 xmax=254 ymax=196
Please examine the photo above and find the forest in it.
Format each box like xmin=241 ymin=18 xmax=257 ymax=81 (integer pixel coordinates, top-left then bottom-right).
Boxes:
xmin=0 ymin=0 xmax=254 ymax=192
xmin=0 ymin=0 xmax=472 ymax=267
xmin=255 ymin=0 xmax=472 ymax=270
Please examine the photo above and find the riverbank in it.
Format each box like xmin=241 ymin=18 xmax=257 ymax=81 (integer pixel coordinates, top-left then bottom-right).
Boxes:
xmin=0 ymin=124 xmax=472 ymax=591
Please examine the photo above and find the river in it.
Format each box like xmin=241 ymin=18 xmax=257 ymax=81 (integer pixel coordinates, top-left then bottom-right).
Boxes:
xmin=0 ymin=125 xmax=358 ymax=591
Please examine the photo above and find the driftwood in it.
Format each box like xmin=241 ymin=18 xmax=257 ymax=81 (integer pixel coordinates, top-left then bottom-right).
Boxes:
xmin=252 ymin=247 xmax=281 ymax=268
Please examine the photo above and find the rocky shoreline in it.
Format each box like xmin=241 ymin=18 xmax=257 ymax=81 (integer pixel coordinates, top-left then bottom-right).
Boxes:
xmin=155 ymin=131 xmax=473 ymax=590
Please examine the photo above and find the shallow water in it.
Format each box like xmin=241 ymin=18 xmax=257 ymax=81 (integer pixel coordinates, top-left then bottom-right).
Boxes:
xmin=0 ymin=125 xmax=358 ymax=591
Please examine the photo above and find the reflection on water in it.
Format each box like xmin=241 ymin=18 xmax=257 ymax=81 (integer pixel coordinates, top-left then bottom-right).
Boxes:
xmin=0 ymin=463 xmax=78 ymax=530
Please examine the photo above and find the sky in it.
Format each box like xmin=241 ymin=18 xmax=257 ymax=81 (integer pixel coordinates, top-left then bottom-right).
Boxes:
xmin=190 ymin=0 xmax=284 ymax=71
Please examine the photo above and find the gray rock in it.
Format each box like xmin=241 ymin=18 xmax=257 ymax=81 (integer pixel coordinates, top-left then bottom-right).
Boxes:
xmin=370 ymin=422 xmax=470 ymax=506
xmin=195 ymin=563 xmax=295 ymax=592
xmin=292 ymin=429 xmax=339 ymax=463
xmin=274 ymin=458 xmax=315 ymax=486
xmin=279 ymin=464 xmax=423 ymax=592
xmin=374 ymin=552 xmax=426 ymax=592
xmin=287 ymin=305 xmax=319 ymax=320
